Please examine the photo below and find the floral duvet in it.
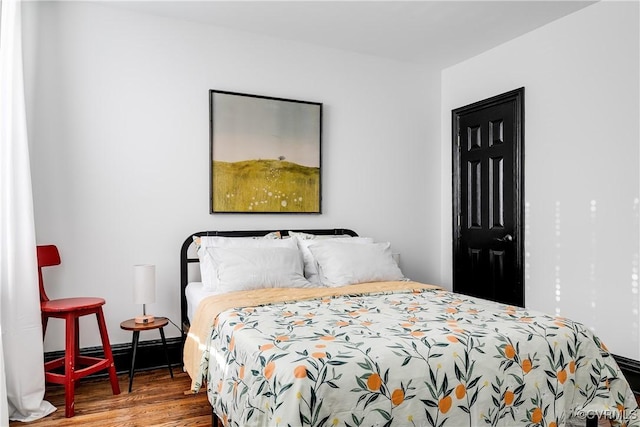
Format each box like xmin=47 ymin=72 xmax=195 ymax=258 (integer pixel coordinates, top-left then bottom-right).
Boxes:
xmin=185 ymin=281 xmax=638 ymax=427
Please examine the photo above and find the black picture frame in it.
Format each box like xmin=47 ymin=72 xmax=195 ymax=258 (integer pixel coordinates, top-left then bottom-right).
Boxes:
xmin=209 ymin=90 xmax=322 ymax=214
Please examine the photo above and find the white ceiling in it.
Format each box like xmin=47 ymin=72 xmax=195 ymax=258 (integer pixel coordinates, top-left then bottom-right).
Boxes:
xmin=104 ymin=1 xmax=597 ymax=68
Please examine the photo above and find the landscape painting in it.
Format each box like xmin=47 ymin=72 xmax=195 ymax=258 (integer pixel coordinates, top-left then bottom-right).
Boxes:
xmin=209 ymin=90 xmax=322 ymax=213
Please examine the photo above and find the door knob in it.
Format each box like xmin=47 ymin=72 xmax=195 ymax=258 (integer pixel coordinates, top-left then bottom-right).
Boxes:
xmin=494 ymin=234 xmax=513 ymax=243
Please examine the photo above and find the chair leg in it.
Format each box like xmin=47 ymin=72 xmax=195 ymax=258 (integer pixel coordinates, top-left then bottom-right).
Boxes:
xmin=95 ymin=309 xmax=121 ymax=395
xmin=74 ymin=317 xmax=81 ymax=367
xmin=64 ymin=313 xmax=77 ymax=418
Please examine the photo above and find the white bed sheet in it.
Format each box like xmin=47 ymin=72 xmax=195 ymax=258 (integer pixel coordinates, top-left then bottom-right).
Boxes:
xmin=185 ymin=282 xmax=220 ymax=324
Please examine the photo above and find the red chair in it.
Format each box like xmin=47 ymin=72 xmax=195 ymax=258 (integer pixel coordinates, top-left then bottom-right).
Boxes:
xmin=37 ymin=245 xmax=120 ymax=417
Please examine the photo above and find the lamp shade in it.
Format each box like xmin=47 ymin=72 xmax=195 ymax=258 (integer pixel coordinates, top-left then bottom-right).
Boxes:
xmin=133 ymin=264 xmax=156 ymax=305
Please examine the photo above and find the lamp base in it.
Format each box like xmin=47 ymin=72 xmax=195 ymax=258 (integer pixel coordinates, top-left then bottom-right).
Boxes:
xmin=134 ymin=315 xmax=155 ymax=324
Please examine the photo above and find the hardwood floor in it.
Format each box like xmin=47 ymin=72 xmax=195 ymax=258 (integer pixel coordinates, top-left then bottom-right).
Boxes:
xmin=9 ymin=369 xmax=211 ymax=427
xmin=8 ymin=368 xmax=639 ymax=427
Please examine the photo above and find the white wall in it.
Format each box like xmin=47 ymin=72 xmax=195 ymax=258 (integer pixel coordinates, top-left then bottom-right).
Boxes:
xmin=441 ymin=1 xmax=640 ymax=359
xmin=21 ymin=2 xmax=442 ymax=351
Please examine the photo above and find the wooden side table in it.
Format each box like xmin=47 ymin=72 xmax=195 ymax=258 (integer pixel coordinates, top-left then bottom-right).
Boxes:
xmin=120 ymin=317 xmax=174 ymax=392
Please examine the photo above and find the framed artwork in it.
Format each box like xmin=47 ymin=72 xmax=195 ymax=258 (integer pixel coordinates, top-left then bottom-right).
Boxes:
xmin=209 ymin=90 xmax=322 ymax=214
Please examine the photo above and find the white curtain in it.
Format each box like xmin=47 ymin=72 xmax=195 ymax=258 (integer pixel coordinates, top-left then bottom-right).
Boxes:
xmin=0 ymin=323 xmax=6 ymax=427
xmin=0 ymin=0 xmax=56 ymax=422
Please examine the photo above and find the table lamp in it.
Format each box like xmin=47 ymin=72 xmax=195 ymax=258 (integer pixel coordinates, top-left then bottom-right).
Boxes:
xmin=133 ymin=264 xmax=156 ymax=324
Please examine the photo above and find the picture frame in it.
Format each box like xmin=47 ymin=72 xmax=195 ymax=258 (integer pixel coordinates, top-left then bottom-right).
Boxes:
xmin=209 ymin=90 xmax=322 ymax=214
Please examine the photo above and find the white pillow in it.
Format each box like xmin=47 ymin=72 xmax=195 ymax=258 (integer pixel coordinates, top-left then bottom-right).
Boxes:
xmin=291 ymin=234 xmax=373 ymax=286
xmin=193 ymin=231 xmax=280 ymax=252
xmin=196 ymin=234 xmax=295 ymax=291
xmin=210 ymin=247 xmax=311 ymax=293
xmin=308 ymin=241 xmax=404 ymax=287
xmin=288 ymin=231 xmax=351 ymax=241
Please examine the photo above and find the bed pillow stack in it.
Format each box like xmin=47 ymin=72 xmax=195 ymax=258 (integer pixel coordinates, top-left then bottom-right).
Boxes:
xmin=288 ymin=231 xmax=405 ymax=287
xmin=288 ymin=231 xmax=373 ymax=286
xmin=307 ymin=240 xmax=404 ymax=287
xmin=195 ymin=233 xmax=310 ymax=292
xmin=195 ymin=231 xmax=406 ymax=292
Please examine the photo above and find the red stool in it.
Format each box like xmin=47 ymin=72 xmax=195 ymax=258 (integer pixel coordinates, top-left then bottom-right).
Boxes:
xmin=37 ymin=245 xmax=121 ymax=417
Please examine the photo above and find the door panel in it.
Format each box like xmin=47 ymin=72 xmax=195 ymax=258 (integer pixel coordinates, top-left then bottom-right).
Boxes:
xmin=452 ymin=88 xmax=524 ymax=307
xmin=489 ymin=156 xmax=504 ymax=228
xmin=468 ymin=247 xmax=483 ymax=279
xmin=468 ymin=160 xmax=482 ymax=227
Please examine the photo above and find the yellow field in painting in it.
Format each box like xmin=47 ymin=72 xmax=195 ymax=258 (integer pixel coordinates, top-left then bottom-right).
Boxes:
xmin=212 ymin=160 xmax=320 ymax=212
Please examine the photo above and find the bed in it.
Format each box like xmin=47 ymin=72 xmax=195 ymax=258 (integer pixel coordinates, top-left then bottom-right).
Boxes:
xmin=181 ymin=229 xmax=639 ymax=427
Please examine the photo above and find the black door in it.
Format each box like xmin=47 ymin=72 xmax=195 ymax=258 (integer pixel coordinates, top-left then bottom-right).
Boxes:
xmin=452 ymin=88 xmax=524 ymax=307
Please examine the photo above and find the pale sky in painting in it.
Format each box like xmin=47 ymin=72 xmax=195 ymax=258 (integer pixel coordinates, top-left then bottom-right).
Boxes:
xmin=212 ymin=92 xmax=321 ymax=167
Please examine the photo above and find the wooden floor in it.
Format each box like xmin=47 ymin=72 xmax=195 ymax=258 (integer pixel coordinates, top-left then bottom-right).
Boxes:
xmin=8 ymin=369 xmax=639 ymax=427
xmin=9 ymin=369 xmax=211 ymax=427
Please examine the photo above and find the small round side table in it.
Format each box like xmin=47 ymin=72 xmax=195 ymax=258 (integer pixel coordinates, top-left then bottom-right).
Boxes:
xmin=120 ymin=317 xmax=174 ymax=392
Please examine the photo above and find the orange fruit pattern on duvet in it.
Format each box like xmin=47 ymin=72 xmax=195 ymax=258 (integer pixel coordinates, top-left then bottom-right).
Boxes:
xmin=367 ymin=373 xmax=382 ymax=391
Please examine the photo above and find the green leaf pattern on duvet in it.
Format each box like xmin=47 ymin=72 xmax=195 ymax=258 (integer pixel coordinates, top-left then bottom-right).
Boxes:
xmin=198 ymin=289 xmax=639 ymax=427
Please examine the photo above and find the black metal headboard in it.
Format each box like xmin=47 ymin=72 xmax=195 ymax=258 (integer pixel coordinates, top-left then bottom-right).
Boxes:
xmin=179 ymin=228 xmax=358 ymax=335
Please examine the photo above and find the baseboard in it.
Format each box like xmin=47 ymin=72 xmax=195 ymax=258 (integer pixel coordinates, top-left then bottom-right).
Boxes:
xmin=614 ymin=354 xmax=640 ymax=395
xmin=44 ymin=337 xmax=184 ymax=378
